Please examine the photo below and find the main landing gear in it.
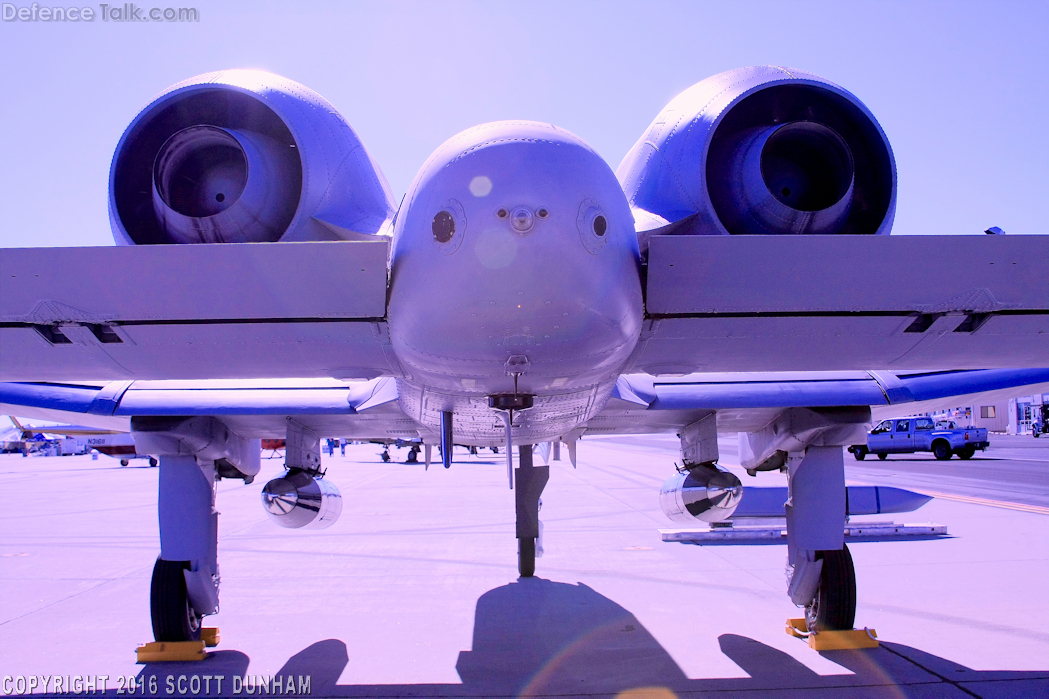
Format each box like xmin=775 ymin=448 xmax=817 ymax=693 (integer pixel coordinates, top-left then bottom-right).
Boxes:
xmin=805 ymin=544 xmax=857 ymax=632
xmin=150 ymin=455 xmax=219 ymax=642
xmin=514 ymin=444 xmax=548 ymax=577
xmin=785 ymin=446 xmax=857 ymax=632
xmin=151 ymin=559 xmax=202 ymax=641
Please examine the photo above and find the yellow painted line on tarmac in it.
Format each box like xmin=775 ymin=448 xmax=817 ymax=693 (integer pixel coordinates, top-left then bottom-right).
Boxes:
xmin=914 ymin=491 xmax=1049 ymax=515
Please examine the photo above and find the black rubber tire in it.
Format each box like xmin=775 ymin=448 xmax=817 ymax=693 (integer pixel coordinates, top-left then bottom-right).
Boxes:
xmin=381 ymin=451 xmax=390 ymax=463
xmin=518 ymin=537 xmax=536 ymax=578
xmin=957 ymin=445 xmax=976 ymax=460
xmin=806 ymin=544 xmax=857 ymax=632
xmin=149 ymin=457 xmax=158 ymax=467
xmin=852 ymin=447 xmax=867 ymax=461
xmin=877 ymin=452 xmax=888 ymax=460
xmin=120 ymin=459 xmax=129 ymax=466
xmin=150 ymin=558 xmax=202 ymax=642
xmin=932 ymin=441 xmax=952 ymax=460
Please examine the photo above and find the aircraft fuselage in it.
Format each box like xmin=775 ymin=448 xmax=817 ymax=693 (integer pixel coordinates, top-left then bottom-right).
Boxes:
xmin=388 ymin=122 xmax=643 ymax=445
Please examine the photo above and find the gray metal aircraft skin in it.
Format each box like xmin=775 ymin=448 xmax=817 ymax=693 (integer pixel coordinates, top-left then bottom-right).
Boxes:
xmin=389 ymin=119 xmax=643 ymax=444
xmin=1 ymin=66 xmax=1048 ymax=643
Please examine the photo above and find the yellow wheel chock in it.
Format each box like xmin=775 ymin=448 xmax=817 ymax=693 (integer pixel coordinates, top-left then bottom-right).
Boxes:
xmin=201 ymin=627 xmax=220 ymax=647
xmin=135 ymin=628 xmax=219 ymax=663
xmin=786 ymin=618 xmax=879 ymax=650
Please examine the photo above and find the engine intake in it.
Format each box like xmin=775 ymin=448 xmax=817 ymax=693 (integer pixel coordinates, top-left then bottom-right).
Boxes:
xmin=261 ymin=469 xmax=342 ymax=530
xmin=618 ymin=66 xmax=896 ymax=239
xmin=109 ymin=69 xmax=395 ymax=245
xmin=151 ymin=125 xmax=299 ymax=243
xmin=659 ymin=465 xmax=743 ymax=523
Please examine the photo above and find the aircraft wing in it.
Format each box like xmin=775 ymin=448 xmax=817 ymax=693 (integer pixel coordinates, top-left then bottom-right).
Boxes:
xmin=4 ymin=368 xmax=1046 ymax=446
xmin=0 ymin=241 xmax=398 ymax=382
xmin=5 ymin=235 xmax=1047 ymax=384
xmin=0 ymin=377 xmax=424 ymax=443
xmin=587 ymin=368 xmax=1049 ymax=436
xmin=628 ymin=235 xmax=1049 ymax=374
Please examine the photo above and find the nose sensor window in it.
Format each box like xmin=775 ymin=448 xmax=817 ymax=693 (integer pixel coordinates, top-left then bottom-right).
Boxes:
xmin=593 ymin=215 xmax=607 ymax=236
xmin=510 ymin=207 xmax=534 ymax=233
xmin=433 ymin=210 xmax=455 ymax=243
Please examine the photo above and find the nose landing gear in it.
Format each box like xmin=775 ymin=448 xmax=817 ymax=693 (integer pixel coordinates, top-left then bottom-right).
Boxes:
xmin=514 ymin=445 xmax=548 ymax=577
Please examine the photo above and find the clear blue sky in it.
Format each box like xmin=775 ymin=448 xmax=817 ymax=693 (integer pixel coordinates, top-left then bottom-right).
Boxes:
xmin=1 ymin=0 xmax=1046 ymax=247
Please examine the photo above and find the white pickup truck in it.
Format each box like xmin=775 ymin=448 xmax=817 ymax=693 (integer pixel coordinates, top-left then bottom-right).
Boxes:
xmin=849 ymin=417 xmax=989 ymax=461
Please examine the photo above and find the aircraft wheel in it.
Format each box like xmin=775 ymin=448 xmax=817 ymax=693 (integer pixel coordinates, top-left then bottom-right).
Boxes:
xmin=518 ymin=537 xmax=536 ymax=578
xmin=852 ymin=447 xmax=867 ymax=461
xmin=957 ymin=445 xmax=976 ymax=460
xmin=150 ymin=558 xmax=202 ymax=642
xmin=120 ymin=459 xmax=129 ymax=466
xmin=805 ymin=544 xmax=857 ymax=632
xmin=149 ymin=457 xmax=158 ymax=467
xmin=877 ymin=453 xmax=888 ymax=460
xmin=932 ymin=441 xmax=952 ymax=460
xmin=381 ymin=451 xmax=390 ymax=463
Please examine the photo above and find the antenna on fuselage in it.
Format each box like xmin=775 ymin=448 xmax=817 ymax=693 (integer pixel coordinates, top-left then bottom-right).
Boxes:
xmin=488 ymin=358 xmax=535 ymax=489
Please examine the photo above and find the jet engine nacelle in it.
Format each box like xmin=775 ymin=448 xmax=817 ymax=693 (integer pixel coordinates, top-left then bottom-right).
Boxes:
xmin=618 ymin=66 xmax=896 ymax=238
xmin=109 ymin=70 xmax=395 ymax=245
xmin=261 ymin=469 xmax=342 ymax=530
xmin=659 ymin=465 xmax=743 ymax=523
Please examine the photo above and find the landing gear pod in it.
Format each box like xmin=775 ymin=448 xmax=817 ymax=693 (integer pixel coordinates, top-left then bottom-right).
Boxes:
xmin=659 ymin=465 xmax=743 ymax=523
xmin=261 ymin=469 xmax=342 ymax=529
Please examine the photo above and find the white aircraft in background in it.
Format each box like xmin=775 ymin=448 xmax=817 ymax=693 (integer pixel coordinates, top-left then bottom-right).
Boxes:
xmin=1 ymin=414 xmax=147 ymax=463
xmin=1 ymin=66 xmax=1047 ymax=644
xmin=0 ymin=416 xmax=46 ymax=453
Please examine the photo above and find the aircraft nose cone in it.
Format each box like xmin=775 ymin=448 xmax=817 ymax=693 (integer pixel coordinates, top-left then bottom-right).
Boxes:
xmin=510 ymin=207 xmax=534 ymax=233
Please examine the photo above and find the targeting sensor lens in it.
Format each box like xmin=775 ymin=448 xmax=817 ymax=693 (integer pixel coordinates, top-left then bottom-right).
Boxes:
xmin=432 ymin=210 xmax=455 ymax=243
xmin=593 ymin=215 xmax=607 ymax=236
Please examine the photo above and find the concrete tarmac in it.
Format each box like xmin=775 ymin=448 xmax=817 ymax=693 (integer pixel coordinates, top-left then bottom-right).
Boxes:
xmin=844 ymin=433 xmax=1049 ymax=511
xmin=1 ymin=435 xmax=1047 ymax=698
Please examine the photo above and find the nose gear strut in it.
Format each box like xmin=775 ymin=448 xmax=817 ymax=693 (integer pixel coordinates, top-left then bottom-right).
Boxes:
xmin=488 ymin=371 xmax=546 ymax=577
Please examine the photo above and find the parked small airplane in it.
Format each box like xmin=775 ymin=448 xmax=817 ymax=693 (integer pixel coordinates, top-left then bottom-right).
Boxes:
xmin=1 ymin=415 xmax=151 ymax=464
xmin=1 ymin=66 xmax=1047 ymax=645
xmin=0 ymin=417 xmax=47 ymax=453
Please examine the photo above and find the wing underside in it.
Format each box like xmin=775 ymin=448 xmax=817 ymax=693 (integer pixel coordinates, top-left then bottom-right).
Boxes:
xmin=3 ymin=369 xmax=1046 ymax=445
xmin=587 ymin=369 xmax=1049 ymax=435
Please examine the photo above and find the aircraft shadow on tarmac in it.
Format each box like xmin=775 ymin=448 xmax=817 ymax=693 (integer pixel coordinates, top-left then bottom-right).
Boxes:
xmin=134 ymin=579 xmax=1048 ymax=697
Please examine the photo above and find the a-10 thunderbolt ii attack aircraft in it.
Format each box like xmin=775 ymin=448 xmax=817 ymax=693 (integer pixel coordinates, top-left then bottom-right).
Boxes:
xmin=2 ymin=66 xmax=1048 ymax=645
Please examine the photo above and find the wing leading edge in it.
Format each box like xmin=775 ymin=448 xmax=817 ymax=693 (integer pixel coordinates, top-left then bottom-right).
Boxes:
xmin=0 ymin=377 xmax=421 ymax=442
xmin=585 ymin=368 xmax=1049 ymax=436
xmin=4 ymin=368 xmax=1046 ymax=443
